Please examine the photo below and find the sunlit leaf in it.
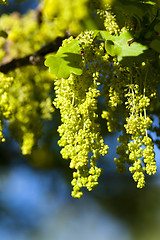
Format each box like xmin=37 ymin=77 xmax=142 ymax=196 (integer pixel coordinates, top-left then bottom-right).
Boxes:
xmin=105 ymin=32 xmax=148 ymax=61
xmin=45 ymin=39 xmax=82 ymax=79
xmin=94 ymin=31 xmax=148 ymax=62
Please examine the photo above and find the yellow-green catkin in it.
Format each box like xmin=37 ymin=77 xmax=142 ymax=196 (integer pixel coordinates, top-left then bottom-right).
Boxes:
xmin=101 ymin=61 xmax=126 ymax=133
xmin=0 ymin=72 xmax=13 ymax=142
xmin=0 ymin=0 xmax=8 ymax=5
xmin=54 ymin=32 xmax=109 ymax=198
xmin=8 ymin=66 xmax=54 ymax=155
xmin=115 ymin=84 xmax=156 ymax=188
xmin=97 ymin=4 xmax=120 ymax=35
xmin=54 ymin=73 xmax=108 ymax=198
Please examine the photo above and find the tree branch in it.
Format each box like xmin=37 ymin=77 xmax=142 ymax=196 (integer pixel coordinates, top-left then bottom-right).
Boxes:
xmin=0 ymin=35 xmax=68 ymax=74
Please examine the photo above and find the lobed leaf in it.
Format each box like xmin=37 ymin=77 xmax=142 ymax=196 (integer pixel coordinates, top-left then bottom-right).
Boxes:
xmin=94 ymin=30 xmax=148 ymax=62
xmin=45 ymin=39 xmax=82 ymax=79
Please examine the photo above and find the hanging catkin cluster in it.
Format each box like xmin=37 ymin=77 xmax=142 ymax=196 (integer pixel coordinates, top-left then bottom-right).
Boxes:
xmin=51 ymin=24 xmax=159 ymax=197
xmin=97 ymin=4 xmax=120 ymax=35
xmin=8 ymin=66 xmax=54 ymax=155
xmin=0 ymin=73 xmax=13 ymax=142
xmin=53 ymin=33 xmax=109 ymax=198
xmin=125 ymin=84 xmax=156 ymax=187
xmin=1 ymin=0 xmax=159 ymax=199
xmin=114 ymin=75 xmax=157 ymax=188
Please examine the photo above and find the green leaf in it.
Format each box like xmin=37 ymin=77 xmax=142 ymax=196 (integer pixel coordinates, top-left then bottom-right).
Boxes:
xmin=93 ymin=30 xmax=112 ymax=41
xmin=150 ymin=39 xmax=160 ymax=53
xmin=107 ymin=32 xmax=147 ymax=61
xmin=154 ymin=22 xmax=160 ymax=33
xmin=45 ymin=39 xmax=82 ymax=79
xmin=57 ymin=39 xmax=81 ymax=55
xmin=95 ymin=31 xmax=148 ymax=62
xmin=139 ymin=1 xmax=156 ymax=5
xmin=45 ymin=53 xmax=82 ymax=79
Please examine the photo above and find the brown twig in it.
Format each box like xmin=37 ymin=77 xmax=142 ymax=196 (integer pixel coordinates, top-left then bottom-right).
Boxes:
xmin=0 ymin=35 xmax=68 ymax=74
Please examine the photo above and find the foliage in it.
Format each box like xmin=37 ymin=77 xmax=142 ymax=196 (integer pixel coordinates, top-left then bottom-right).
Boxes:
xmin=0 ymin=0 xmax=160 ymax=198
xmin=45 ymin=38 xmax=82 ymax=78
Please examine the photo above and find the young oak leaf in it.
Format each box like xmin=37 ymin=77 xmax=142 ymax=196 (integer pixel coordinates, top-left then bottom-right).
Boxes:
xmin=45 ymin=39 xmax=82 ymax=79
xmin=105 ymin=31 xmax=148 ymax=61
xmin=94 ymin=30 xmax=148 ymax=62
